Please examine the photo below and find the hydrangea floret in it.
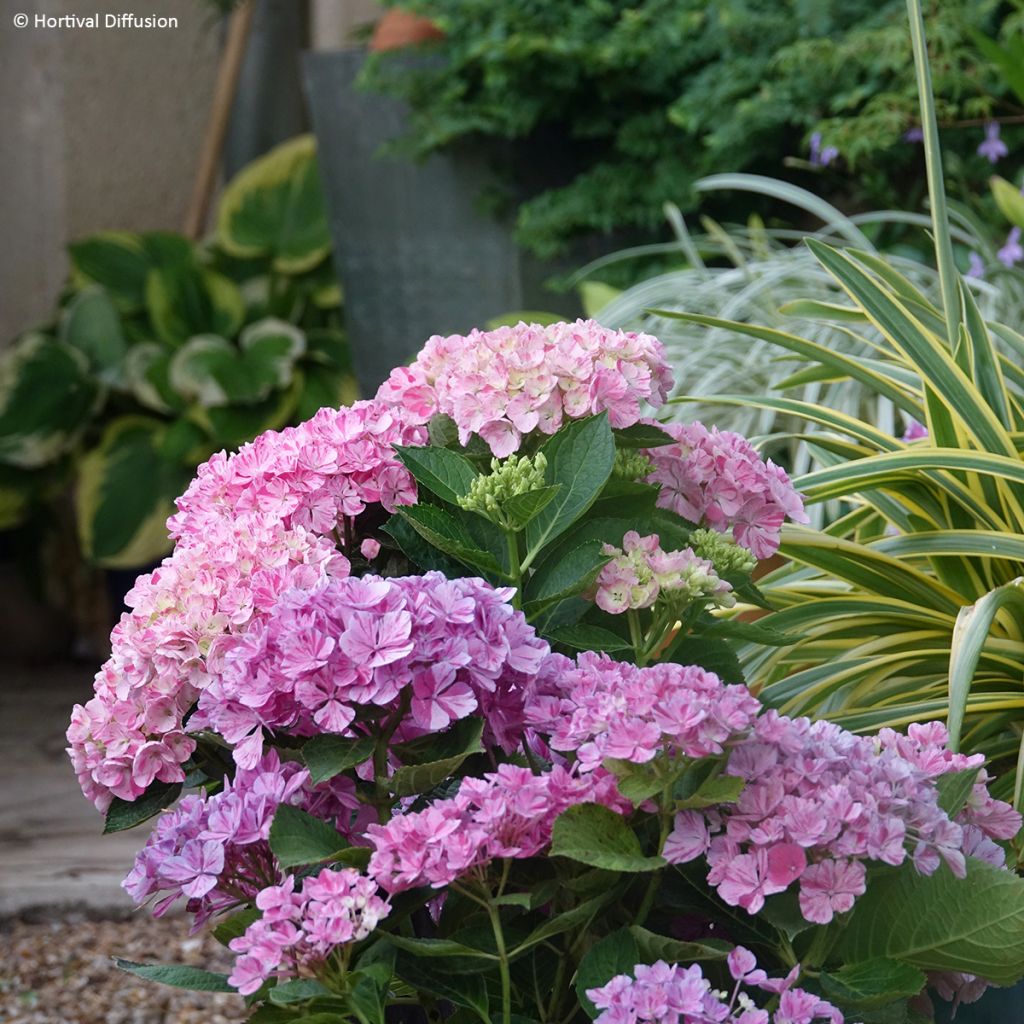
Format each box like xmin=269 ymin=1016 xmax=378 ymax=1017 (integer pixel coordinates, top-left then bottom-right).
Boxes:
xmin=68 ymin=319 xmax=1024 ymax=1024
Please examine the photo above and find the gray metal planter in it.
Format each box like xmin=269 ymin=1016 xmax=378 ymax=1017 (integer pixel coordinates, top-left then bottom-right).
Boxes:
xmin=302 ymin=50 xmax=577 ymax=396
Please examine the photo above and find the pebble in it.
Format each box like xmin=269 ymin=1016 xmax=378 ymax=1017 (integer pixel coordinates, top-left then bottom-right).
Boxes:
xmin=0 ymin=910 xmax=247 ymax=1024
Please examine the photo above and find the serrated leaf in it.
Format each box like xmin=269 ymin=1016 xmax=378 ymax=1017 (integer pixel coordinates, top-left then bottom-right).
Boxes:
xmin=613 ymin=423 xmax=676 ymax=448
xmin=104 ymin=781 xmax=181 ymax=833
xmin=395 ymin=445 xmax=478 ymax=505
xmin=760 ymin=891 xmax=813 ymax=942
xmin=382 ymin=513 xmax=469 ymax=578
xmin=392 ymin=952 xmax=491 ymax=1019
xmin=388 ymin=719 xmax=483 ymax=797
xmin=396 ymin=504 xmax=503 ymax=577
xmin=212 ymin=907 xmax=259 ymax=947
xmin=503 ymin=485 xmax=560 ymax=530
xmin=269 ymin=978 xmax=333 ymax=1004
xmin=936 ymin=768 xmax=980 ymax=818
xmin=576 ymin=928 xmax=640 ymax=1018
xmin=268 ymin=804 xmax=347 ymax=869
xmin=392 ymin=716 xmax=484 ymax=765
xmin=838 ymin=858 xmax=1024 ymax=985
xmin=302 ymin=734 xmax=376 ymax=784
xmin=605 ymin=759 xmax=666 ymax=804
xmin=820 ymin=958 xmax=926 ymax=1010
xmin=546 ymin=624 xmax=632 ymax=653
xmin=525 ymin=414 xmax=616 ymax=560
xmin=113 ymin=959 xmax=233 ymax=992
xmin=627 ymin=926 xmax=730 ymax=964
xmin=525 ymin=539 xmax=609 ymax=606
xmin=675 ymin=774 xmax=745 ymax=810
xmin=551 ymin=803 xmax=664 ymax=872
xmin=387 ymin=935 xmax=499 ymax=962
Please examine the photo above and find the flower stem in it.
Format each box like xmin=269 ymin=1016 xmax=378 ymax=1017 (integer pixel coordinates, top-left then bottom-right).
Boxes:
xmin=505 ymin=528 xmax=523 ymax=609
xmin=486 ymin=897 xmax=513 ymax=1024
xmin=628 ymin=609 xmax=647 ymax=667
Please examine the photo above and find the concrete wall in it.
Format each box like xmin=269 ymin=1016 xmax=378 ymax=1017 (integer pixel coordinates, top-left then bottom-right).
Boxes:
xmin=0 ymin=0 xmax=223 ymax=344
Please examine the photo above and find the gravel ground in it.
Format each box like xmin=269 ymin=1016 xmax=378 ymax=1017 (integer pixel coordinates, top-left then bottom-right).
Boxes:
xmin=0 ymin=909 xmax=247 ymax=1024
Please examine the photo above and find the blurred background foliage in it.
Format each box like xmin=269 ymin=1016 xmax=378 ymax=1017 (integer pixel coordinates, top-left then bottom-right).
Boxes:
xmin=0 ymin=135 xmax=355 ymax=635
xmin=361 ymin=0 xmax=1024 ymax=259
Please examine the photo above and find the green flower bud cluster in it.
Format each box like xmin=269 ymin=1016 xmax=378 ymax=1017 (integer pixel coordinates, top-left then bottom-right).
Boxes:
xmin=689 ymin=528 xmax=758 ymax=577
xmin=612 ymin=448 xmax=654 ymax=482
xmin=458 ymin=452 xmax=548 ymax=527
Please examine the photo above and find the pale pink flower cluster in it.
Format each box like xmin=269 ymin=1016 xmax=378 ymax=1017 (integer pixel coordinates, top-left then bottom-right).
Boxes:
xmin=366 ymin=763 xmax=628 ymax=893
xmin=644 ymin=423 xmax=808 ymax=559
xmin=228 ymin=868 xmax=390 ymax=995
xmin=67 ymin=517 xmax=347 ymax=810
xmin=590 ymin=531 xmax=733 ymax=614
xmin=190 ymin=572 xmax=550 ymax=767
xmin=665 ymin=715 xmax=1020 ymax=924
xmin=587 ymin=948 xmax=842 ymax=1024
xmin=376 ymin=320 xmax=674 ymax=457
xmin=524 ymin=652 xmax=761 ymax=773
xmin=169 ymin=399 xmax=426 ymax=541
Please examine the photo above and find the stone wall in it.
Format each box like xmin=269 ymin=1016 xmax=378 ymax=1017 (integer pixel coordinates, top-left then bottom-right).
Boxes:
xmin=0 ymin=1 xmax=222 ymax=345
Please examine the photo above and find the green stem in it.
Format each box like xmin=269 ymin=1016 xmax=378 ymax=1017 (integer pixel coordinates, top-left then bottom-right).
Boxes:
xmin=486 ymin=898 xmax=513 ymax=1024
xmin=634 ymin=785 xmax=673 ymax=926
xmin=505 ymin=528 xmax=523 ymax=609
xmin=906 ymin=0 xmax=959 ymax=352
xmin=628 ymin=609 xmax=647 ymax=667
xmin=372 ymin=691 xmax=411 ymax=823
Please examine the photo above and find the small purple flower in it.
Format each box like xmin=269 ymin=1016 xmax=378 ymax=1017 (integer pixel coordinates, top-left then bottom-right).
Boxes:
xmin=903 ymin=126 xmax=924 ymax=143
xmin=978 ymin=121 xmax=1008 ymax=164
xmin=998 ymin=226 xmax=1023 ymax=267
xmin=966 ymin=251 xmax=985 ymax=279
xmin=809 ymin=132 xmax=839 ymax=167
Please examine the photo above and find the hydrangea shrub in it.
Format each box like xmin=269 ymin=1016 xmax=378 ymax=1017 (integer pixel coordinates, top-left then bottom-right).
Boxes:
xmin=69 ymin=320 xmax=1024 ymax=1024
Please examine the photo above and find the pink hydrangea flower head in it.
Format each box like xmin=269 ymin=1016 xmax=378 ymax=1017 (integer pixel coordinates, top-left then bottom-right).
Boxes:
xmin=67 ymin=515 xmax=347 ymax=810
xmin=590 ymin=531 xmax=734 ymax=614
xmin=191 ymin=572 xmax=550 ymax=766
xmin=228 ymin=867 xmax=389 ymax=994
xmin=525 ymin=651 xmax=761 ymax=775
xmin=644 ymin=422 xmax=808 ymax=558
xmin=376 ymin=320 xmax=674 ymax=456
xmin=586 ymin=955 xmax=843 ymax=1024
xmin=366 ymin=763 xmax=629 ymax=893
xmin=672 ymin=710 xmax=1018 ymax=924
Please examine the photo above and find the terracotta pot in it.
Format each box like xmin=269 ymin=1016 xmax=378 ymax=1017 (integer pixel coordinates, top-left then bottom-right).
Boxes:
xmin=369 ymin=10 xmax=443 ymax=52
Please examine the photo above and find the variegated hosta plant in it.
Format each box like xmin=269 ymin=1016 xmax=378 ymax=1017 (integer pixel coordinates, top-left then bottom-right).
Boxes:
xmin=663 ymin=239 xmax=1024 ymax=808
xmin=0 ymin=135 xmax=354 ymax=570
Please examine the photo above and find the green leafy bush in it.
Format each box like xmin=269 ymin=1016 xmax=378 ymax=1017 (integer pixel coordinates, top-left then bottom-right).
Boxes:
xmin=0 ymin=135 xmax=354 ymax=569
xmin=362 ymin=0 xmax=1016 ymax=257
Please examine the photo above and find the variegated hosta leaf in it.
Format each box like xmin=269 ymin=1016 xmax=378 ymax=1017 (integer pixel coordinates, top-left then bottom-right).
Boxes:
xmin=145 ymin=261 xmax=245 ymax=348
xmin=59 ymin=285 xmax=126 ymax=382
xmin=0 ymin=333 xmax=102 ymax=469
xmin=216 ymin=134 xmax=331 ymax=275
xmin=75 ymin=416 xmax=192 ymax=568
xmin=168 ymin=319 xmax=306 ymax=408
